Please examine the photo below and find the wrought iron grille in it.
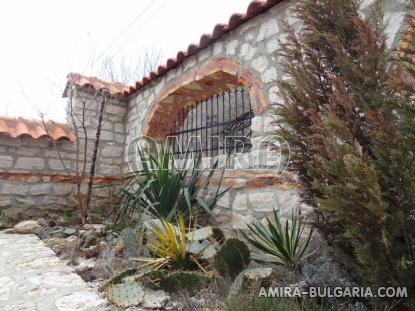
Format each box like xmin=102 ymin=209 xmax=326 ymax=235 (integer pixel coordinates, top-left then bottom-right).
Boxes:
xmin=168 ymin=87 xmax=254 ymax=157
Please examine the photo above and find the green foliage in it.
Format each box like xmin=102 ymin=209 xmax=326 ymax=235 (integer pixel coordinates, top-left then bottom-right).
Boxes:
xmin=273 ymin=0 xmax=415 ymax=308
xmin=139 ymin=270 xmax=166 ymax=290
xmin=113 ymin=145 xmax=227 ymax=228
xmin=136 ymin=215 xmax=217 ymax=272
xmin=106 ymin=280 xmax=144 ymax=308
xmin=242 ymin=209 xmax=314 ymax=272
xmin=214 ymin=239 xmax=251 ymax=279
xmin=159 ymin=270 xmax=211 ymax=294
xmin=142 ymin=215 xmax=200 ymax=271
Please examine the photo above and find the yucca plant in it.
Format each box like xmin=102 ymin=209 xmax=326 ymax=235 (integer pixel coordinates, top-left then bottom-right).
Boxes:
xmin=136 ymin=215 xmax=206 ymax=271
xmin=113 ymin=144 xmax=227 ymax=228
xmin=242 ymin=208 xmax=314 ymax=272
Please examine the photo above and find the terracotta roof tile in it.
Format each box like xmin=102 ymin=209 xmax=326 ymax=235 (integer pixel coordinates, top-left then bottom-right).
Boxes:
xmin=0 ymin=116 xmax=76 ymax=142
xmin=126 ymin=0 xmax=285 ymax=95
xmin=63 ymin=73 xmax=131 ymax=98
xmin=64 ymin=0 xmax=285 ymax=98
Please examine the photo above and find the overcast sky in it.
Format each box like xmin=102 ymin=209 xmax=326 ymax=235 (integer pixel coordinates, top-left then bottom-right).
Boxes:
xmin=0 ymin=0 xmax=252 ymax=122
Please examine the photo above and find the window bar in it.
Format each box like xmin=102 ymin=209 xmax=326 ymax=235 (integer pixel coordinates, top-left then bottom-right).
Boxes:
xmin=241 ymin=88 xmax=245 ymax=136
xmin=181 ymin=107 xmax=185 ymax=159
xmin=177 ymin=111 xmax=180 ymax=155
xmin=199 ymin=100 xmax=203 ymax=155
xmin=222 ymin=91 xmax=225 ymax=155
xmin=204 ymin=98 xmax=208 ymax=158
xmin=190 ymin=104 xmax=194 ymax=154
xmin=241 ymin=88 xmax=246 ymax=152
xmin=248 ymin=92 xmax=252 ymax=142
xmin=186 ymin=105 xmax=190 ymax=158
xmin=234 ymin=88 xmax=239 ymax=152
xmin=195 ymin=103 xmax=198 ymax=155
xmin=210 ymin=95 xmax=214 ymax=157
xmin=228 ymin=90 xmax=232 ymax=154
xmin=216 ymin=93 xmax=220 ymax=156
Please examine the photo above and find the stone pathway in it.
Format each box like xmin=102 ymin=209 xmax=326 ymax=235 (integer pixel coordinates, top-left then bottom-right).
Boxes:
xmin=0 ymin=231 xmax=107 ymax=311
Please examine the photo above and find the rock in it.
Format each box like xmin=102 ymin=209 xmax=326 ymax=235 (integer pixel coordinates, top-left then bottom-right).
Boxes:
xmin=13 ymin=220 xmax=41 ymax=234
xmin=48 ymin=219 xmax=58 ymax=227
xmin=115 ymin=239 xmax=125 ymax=255
xmin=56 ymin=216 xmax=68 ymax=226
xmin=44 ymin=237 xmax=76 ymax=256
xmin=62 ymin=227 xmax=77 ymax=236
xmin=37 ymin=218 xmax=48 ymax=227
xmin=91 ymin=224 xmax=106 ymax=236
xmin=186 ymin=227 xmax=213 ymax=241
xmin=81 ymin=231 xmax=97 ymax=248
xmin=141 ymin=289 xmax=169 ymax=309
xmin=74 ymin=258 xmax=96 ymax=274
xmin=42 ymin=226 xmax=65 ymax=238
xmin=228 ymin=267 xmax=275 ymax=297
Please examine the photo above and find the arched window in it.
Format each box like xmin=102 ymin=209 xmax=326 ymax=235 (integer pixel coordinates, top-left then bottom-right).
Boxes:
xmin=168 ymin=86 xmax=254 ymax=157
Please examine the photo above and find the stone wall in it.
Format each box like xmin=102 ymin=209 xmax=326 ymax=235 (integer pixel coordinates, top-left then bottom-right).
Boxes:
xmin=0 ymin=91 xmax=127 ymax=223
xmin=123 ymin=0 xmax=410 ymax=230
xmin=0 ymin=0 xmax=409 ymax=227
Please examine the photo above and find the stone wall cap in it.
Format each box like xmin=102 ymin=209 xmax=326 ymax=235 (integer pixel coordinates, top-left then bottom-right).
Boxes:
xmin=0 ymin=116 xmax=76 ymax=142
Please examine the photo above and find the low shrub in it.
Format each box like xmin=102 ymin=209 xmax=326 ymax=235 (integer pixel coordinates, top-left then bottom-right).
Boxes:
xmin=242 ymin=208 xmax=314 ymax=272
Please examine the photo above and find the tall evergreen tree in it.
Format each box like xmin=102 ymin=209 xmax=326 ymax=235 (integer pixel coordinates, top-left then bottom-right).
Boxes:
xmin=274 ymin=0 xmax=415 ymax=308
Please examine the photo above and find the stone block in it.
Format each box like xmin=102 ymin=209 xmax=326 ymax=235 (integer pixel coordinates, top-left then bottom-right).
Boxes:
xmin=231 ymin=212 xmax=254 ymax=230
xmin=1 ymin=183 xmax=29 ymax=195
xmin=232 ymin=193 xmax=249 ymax=211
xmin=52 ymin=184 xmax=74 ymax=196
xmin=0 ymin=155 xmax=13 ymax=168
xmin=0 ymin=197 xmax=11 ymax=207
xmin=198 ymin=49 xmax=211 ymax=62
xmin=251 ymin=56 xmax=269 ymax=73
xmin=29 ymin=184 xmax=51 ymax=195
xmin=250 ymin=116 xmax=263 ymax=133
xmin=239 ymin=43 xmax=257 ymax=61
xmin=101 ymin=145 xmax=124 ymax=157
xmin=249 ymin=192 xmax=276 ymax=212
xmin=48 ymin=159 xmax=71 ymax=171
xmin=14 ymin=147 xmax=41 ymax=156
xmin=105 ymin=104 xmax=126 ymax=115
xmin=225 ymin=39 xmax=239 ymax=55
xmin=114 ymin=123 xmax=124 ymax=133
xmin=256 ymin=18 xmax=279 ymax=42
xmin=216 ymin=191 xmax=232 ymax=209
xmin=276 ymin=190 xmax=301 ymax=213
xmin=15 ymin=157 xmax=45 ymax=170
xmin=266 ymin=38 xmax=279 ymax=54
xmin=268 ymin=86 xmax=280 ymax=103
xmin=99 ymin=130 xmax=114 ymax=141
xmin=16 ymin=197 xmax=36 ymax=205
xmin=213 ymin=42 xmax=223 ymax=55
xmin=98 ymin=163 xmax=119 ymax=175
xmin=262 ymin=67 xmax=277 ymax=83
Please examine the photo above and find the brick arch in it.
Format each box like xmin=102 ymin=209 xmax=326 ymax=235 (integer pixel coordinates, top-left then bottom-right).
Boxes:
xmin=143 ymin=57 xmax=266 ymax=140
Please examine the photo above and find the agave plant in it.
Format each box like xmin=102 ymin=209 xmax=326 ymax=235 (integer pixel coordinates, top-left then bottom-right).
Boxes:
xmin=113 ymin=144 xmax=227 ymax=228
xmin=242 ymin=208 xmax=314 ymax=272
xmin=135 ymin=215 xmax=207 ymax=271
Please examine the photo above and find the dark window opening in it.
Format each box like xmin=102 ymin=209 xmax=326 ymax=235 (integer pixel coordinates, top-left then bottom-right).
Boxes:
xmin=168 ymin=87 xmax=254 ymax=157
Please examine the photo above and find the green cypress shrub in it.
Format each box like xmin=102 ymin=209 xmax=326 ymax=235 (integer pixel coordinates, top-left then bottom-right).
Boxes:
xmin=273 ymin=0 xmax=415 ymax=308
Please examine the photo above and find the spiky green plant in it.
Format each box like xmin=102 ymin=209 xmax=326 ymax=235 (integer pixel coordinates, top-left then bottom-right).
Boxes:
xmin=113 ymin=145 xmax=227 ymax=228
xmin=135 ymin=215 xmax=209 ymax=272
xmin=242 ymin=209 xmax=314 ymax=272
